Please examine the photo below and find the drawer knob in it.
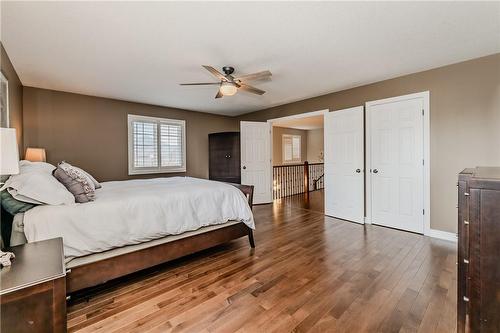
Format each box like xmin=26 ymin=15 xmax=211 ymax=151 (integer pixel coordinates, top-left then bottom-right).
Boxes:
xmin=464 ymin=220 xmax=469 ymax=225
xmin=463 ymin=296 xmax=470 ymax=302
xmin=464 ymin=259 xmax=469 ymax=264
xmin=464 ymin=192 xmax=470 ymax=196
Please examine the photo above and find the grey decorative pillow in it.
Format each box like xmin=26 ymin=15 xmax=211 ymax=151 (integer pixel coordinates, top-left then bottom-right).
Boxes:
xmin=74 ymin=166 xmax=101 ymax=189
xmin=53 ymin=162 xmax=96 ymax=203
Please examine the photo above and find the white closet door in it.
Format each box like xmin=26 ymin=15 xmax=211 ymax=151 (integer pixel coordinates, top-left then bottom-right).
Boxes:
xmin=240 ymin=121 xmax=272 ymax=204
xmin=324 ymin=106 xmax=365 ymax=223
xmin=368 ymin=97 xmax=424 ymax=233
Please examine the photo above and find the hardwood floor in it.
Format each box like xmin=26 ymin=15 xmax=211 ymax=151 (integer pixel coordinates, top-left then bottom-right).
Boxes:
xmin=67 ymin=193 xmax=457 ymax=332
xmin=275 ymin=189 xmax=325 ymax=213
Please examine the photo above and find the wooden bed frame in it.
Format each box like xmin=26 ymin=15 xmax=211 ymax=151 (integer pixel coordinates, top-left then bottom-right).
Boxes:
xmin=66 ymin=183 xmax=254 ymax=294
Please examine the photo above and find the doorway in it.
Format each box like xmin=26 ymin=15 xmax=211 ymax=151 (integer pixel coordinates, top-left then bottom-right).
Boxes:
xmin=268 ymin=110 xmax=327 ymax=212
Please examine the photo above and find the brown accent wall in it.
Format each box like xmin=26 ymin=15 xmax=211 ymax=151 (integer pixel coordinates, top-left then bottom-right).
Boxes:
xmin=1 ymin=43 xmax=23 ymax=152
xmin=272 ymin=126 xmax=308 ymax=166
xmin=240 ymin=53 xmax=500 ymax=233
xmin=23 ymin=87 xmax=239 ymax=181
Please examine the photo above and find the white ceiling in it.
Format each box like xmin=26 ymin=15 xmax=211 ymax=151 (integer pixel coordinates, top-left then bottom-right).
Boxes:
xmin=2 ymin=2 xmax=499 ymax=116
xmin=273 ymin=115 xmax=324 ymax=130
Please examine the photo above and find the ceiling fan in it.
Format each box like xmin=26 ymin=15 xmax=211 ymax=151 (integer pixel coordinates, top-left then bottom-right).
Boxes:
xmin=180 ymin=65 xmax=272 ymax=99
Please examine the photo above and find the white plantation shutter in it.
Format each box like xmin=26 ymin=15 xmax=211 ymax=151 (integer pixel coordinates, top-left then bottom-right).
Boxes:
xmin=282 ymin=134 xmax=301 ymax=163
xmin=128 ymin=115 xmax=186 ymax=174
xmin=292 ymin=136 xmax=301 ymax=160
xmin=133 ymin=121 xmax=158 ymax=168
xmin=283 ymin=136 xmax=293 ymax=161
xmin=160 ymin=122 xmax=183 ymax=167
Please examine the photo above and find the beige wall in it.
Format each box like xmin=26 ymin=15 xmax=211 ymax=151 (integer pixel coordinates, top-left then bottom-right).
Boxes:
xmin=306 ymin=128 xmax=324 ymax=163
xmin=10 ymin=43 xmax=500 ymax=233
xmin=23 ymin=87 xmax=239 ymax=181
xmin=1 ymin=43 xmax=23 ymax=152
xmin=240 ymin=54 xmax=500 ymax=233
xmin=272 ymin=126 xmax=308 ymax=165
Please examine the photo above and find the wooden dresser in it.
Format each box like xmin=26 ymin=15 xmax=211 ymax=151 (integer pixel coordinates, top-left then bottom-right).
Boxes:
xmin=209 ymin=132 xmax=241 ymax=184
xmin=458 ymin=167 xmax=500 ymax=332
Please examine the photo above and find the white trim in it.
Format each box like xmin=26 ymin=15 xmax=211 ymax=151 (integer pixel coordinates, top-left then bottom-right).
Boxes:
xmin=365 ymin=91 xmax=430 ymax=235
xmin=428 ymin=229 xmax=457 ymax=242
xmin=127 ymin=114 xmax=187 ymax=175
xmin=267 ymin=109 xmax=329 ymax=123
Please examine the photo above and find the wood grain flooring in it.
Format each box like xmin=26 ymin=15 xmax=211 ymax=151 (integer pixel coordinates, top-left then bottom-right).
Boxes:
xmin=67 ymin=191 xmax=457 ymax=332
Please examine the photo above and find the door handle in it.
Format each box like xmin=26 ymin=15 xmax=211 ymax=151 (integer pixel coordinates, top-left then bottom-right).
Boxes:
xmin=373 ymin=169 xmax=378 ymax=174
xmin=356 ymin=169 xmax=361 ymax=173
xmin=242 ymin=166 xmax=246 ymax=170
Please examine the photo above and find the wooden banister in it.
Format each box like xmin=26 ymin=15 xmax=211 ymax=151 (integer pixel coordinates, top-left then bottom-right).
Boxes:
xmin=273 ymin=161 xmax=323 ymax=200
xmin=304 ymin=161 xmax=309 ymax=194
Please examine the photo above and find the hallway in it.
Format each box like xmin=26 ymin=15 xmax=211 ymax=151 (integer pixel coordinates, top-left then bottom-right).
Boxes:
xmin=273 ymin=189 xmax=324 ymax=214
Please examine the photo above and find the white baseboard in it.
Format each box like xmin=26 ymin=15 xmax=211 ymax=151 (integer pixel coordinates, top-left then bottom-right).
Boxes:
xmin=427 ymin=229 xmax=457 ymax=242
xmin=363 ymin=218 xmax=456 ymax=242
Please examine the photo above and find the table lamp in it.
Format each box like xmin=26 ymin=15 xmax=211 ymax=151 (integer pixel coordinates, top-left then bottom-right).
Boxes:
xmin=25 ymin=147 xmax=46 ymax=162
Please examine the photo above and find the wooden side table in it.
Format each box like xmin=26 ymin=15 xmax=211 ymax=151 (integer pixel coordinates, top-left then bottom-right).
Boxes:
xmin=1 ymin=238 xmax=66 ymax=333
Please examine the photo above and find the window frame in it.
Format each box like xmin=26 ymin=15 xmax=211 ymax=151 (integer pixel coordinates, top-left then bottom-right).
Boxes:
xmin=128 ymin=114 xmax=186 ymax=175
xmin=282 ymin=134 xmax=302 ymax=164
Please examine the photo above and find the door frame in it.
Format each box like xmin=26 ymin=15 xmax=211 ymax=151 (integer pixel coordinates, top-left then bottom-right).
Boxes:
xmin=267 ymin=109 xmax=329 ymax=189
xmin=365 ymin=91 xmax=430 ymax=235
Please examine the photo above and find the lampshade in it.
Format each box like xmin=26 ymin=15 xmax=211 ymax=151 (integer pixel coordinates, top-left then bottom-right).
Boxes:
xmin=219 ymin=82 xmax=238 ymax=96
xmin=25 ymin=147 xmax=46 ymax=162
xmin=0 ymin=128 xmax=20 ymax=175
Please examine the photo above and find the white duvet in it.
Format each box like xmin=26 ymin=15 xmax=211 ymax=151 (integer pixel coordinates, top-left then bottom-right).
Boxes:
xmin=23 ymin=177 xmax=254 ymax=260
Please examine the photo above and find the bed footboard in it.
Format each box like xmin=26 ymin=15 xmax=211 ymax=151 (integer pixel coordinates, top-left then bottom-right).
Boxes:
xmin=66 ymin=222 xmax=250 ymax=293
xmin=228 ymin=183 xmax=255 ymax=248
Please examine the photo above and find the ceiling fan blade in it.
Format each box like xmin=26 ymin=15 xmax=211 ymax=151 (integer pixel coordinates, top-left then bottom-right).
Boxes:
xmin=179 ymin=82 xmax=220 ymax=85
xmin=202 ymin=65 xmax=228 ymax=82
xmin=215 ymin=90 xmax=223 ymax=99
xmin=235 ymin=70 xmax=272 ymax=82
xmin=239 ymin=84 xmax=266 ymax=95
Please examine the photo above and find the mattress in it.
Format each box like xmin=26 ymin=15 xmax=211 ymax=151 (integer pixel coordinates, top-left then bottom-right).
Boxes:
xmin=22 ymin=177 xmax=254 ymax=260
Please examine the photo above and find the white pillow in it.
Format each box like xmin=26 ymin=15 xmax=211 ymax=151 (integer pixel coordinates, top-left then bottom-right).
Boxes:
xmin=19 ymin=160 xmax=56 ymax=174
xmin=2 ymin=171 xmax=75 ymax=205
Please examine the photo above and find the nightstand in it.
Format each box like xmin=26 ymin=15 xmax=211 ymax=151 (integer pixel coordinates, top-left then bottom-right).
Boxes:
xmin=1 ymin=238 xmax=66 ymax=333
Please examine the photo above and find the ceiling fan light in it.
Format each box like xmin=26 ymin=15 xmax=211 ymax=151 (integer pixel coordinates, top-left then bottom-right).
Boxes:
xmin=220 ymin=82 xmax=238 ymax=96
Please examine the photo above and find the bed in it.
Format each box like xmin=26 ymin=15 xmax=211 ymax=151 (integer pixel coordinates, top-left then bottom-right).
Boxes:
xmin=4 ymin=176 xmax=255 ymax=293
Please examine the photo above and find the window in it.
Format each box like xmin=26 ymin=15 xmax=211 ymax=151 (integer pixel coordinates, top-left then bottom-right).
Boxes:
xmin=128 ymin=114 xmax=186 ymax=174
xmin=282 ymin=134 xmax=301 ymax=163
